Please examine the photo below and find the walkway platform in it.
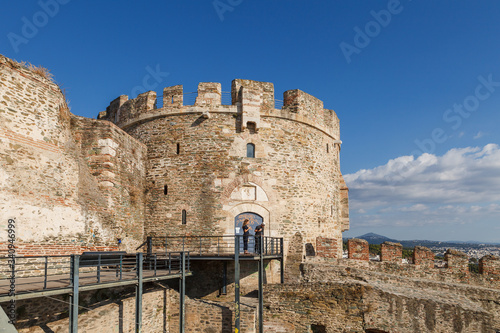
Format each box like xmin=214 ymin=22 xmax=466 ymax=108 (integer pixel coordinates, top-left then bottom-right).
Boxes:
xmin=0 ymin=252 xmax=190 ymax=302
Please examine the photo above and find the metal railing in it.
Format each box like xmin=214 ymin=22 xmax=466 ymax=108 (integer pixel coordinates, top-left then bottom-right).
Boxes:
xmin=154 ymin=90 xmax=284 ymax=109
xmin=0 ymin=252 xmax=190 ymax=297
xmin=143 ymin=235 xmax=283 ymax=257
xmin=274 ymin=99 xmax=284 ymax=109
xmin=221 ymin=91 xmax=232 ymax=105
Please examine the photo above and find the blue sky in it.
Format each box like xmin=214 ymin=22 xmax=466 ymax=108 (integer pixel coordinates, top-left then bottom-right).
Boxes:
xmin=2 ymin=1 xmax=500 ymax=242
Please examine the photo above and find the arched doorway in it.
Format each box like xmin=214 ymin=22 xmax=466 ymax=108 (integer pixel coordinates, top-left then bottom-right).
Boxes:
xmin=234 ymin=212 xmax=263 ymax=253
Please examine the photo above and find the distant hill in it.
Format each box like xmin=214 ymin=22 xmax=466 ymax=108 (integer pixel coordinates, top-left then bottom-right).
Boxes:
xmin=354 ymin=233 xmax=398 ymax=245
xmin=347 ymin=233 xmax=500 ymax=248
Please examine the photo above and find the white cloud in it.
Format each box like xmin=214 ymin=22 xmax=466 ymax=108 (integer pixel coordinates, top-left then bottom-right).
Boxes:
xmin=344 ymin=144 xmax=500 ymax=233
xmin=473 ymin=131 xmax=486 ymax=139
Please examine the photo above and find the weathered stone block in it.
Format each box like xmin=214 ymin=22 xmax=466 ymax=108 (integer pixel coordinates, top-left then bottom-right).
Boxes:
xmin=348 ymin=238 xmax=369 ymax=261
xmin=413 ymin=245 xmax=434 ymax=268
xmin=381 ymin=241 xmax=402 ymax=263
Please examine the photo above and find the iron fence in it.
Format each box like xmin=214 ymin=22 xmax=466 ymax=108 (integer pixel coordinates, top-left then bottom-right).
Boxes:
xmin=144 ymin=235 xmax=283 ymax=257
xmin=0 ymin=251 xmax=190 ymax=297
xmin=154 ymin=90 xmax=284 ymax=109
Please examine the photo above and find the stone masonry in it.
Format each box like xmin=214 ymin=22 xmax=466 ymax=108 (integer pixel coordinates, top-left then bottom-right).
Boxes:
xmin=348 ymin=238 xmax=369 ymax=261
xmin=381 ymin=241 xmax=403 ymax=263
xmin=98 ymin=78 xmax=349 ymax=262
xmin=0 ymin=55 xmax=146 ymax=254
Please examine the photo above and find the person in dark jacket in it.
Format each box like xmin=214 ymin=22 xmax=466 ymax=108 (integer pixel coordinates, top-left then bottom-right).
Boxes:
xmin=254 ymin=222 xmax=265 ymax=254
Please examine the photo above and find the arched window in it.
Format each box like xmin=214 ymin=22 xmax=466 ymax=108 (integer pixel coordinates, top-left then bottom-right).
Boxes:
xmin=181 ymin=210 xmax=187 ymax=224
xmin=246 ymin=143 xmax=255 ymax=158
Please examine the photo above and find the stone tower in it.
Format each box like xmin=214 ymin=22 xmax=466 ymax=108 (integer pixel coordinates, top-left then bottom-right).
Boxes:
xmin=99 ymin=79 xmax=349 ymax=259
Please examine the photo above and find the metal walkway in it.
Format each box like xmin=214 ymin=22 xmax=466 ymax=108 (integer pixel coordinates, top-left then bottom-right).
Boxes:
xmin=0 ymin=235 xmax=284 ymax=332
xmin=139 ymin=235 xmax=285 ymax=332
xmin=0 ymin=252 xmax=191 ymax=332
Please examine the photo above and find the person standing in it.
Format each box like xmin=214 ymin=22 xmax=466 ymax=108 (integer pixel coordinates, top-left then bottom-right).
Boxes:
xmin=254 ymin=222 xmax=265 ymax=254
xmin=242 ymin=219 xmax=250 ymax=254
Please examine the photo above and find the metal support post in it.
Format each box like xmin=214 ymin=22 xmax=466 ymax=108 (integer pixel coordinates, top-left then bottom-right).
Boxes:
xmin=258 ymin=235 xmax=264 ymax=333
xmin=221 ymin=261 xmax=227 ymax=295
xmin=147 ymin=236 xmax=153 ymax=256
xmin=136 ymin=253 xmax=143 ymax=333
xmin=69 ymin=254 xmax=80 ymax=333
xmin=43 ymin=256 xmax=48 ymax=289
xmin=147 ymin=236 xmax=153 ymax=270
xmin=179 ymin=252 xmax=186 ymax=333
xmin=97 ymin=254 xmax=101 ymax=283
xmin=234 ymin=235 xmax=240 ymax=332
xmin=280 ymin=238 xmax=284 ymax=284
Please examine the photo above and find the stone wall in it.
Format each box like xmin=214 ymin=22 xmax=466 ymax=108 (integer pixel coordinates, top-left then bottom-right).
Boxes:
xmin=0 ymin=55 xmax=146 ymax=254
xmin=348 ymin=238 xmax=369 ymax=261
xmin=413 ymin=246 xmax=435 ymax=268
xmin=264 ymin=279 xmax=496 ymax=333
xmin=3 ymin=284 xmax=258 ymax=333
xmin=71 ymin=116 xmax=147 ymax=250
xmin=316 ymin=236 xmax=339 ymax=258
xmin=445 ymin=248 xmax=470 ymax=277
xmin=480 ymin=255 xmax=500 ymax=280
xmin=275 ymin=260 xmax=500 ymax=332
xmin=381 ymin=241 xmax=403 ymax=263
xmin=100 ymin=79 xmax=347 ymax=262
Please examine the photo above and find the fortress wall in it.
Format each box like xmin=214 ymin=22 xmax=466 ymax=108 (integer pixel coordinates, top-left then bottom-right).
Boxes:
xmin=0 ymin=56 xmax=87 ymax=249
xmin=0 ymin=55 xmax=145 ymax=254
xmin=381 ymin=241 xmax=403 ymax=263
xmin=264 ymin=281 xmax=494 ymax=333
xmin=347 ymin=240 xmax=500 ymax=284
xmin=101 ymin=79 xmax=341 ymax=140
xmin=296 ymin=262 xmax=500 ymax=332
xmin=6 ymin=284 xmax=257 ymax=333
xmin=124 ymin=109 xmax=343 ymax=258
xmin=480 ymin=255 xmax=500 ymax=280
xmin=445 ymin=248 xmax=470 ymax=276
xmin=315 ymin=236 xmax=339 ymax=258
xmin=348 ymin=238 xmax=369 ymax=261
xmin=71 ymin=116 xmax=147 ymax=250
xmin=97 ymin=79 xmax=347 ymax=260
xmin=308 ymin=251 xmax=500 ymax=290
xmin=413 ymin=245 xmax=435 ymax=268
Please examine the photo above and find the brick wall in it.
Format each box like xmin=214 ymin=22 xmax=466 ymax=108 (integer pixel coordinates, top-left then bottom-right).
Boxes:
xmin=381 ymin=241 xmax=402 ymax=263
xmin=348 ymin=238 xmax=369 ymax=261
xmin=315 ymin=236 xmax=339 ymax=258
xmin=0 ymin=55 xmax=146 ymax=253
xmin=413 ymin=246 xmax=435 ymax=268
xmin=445 ymin=249 xmax=469 ymax=277
xmin=8 ymin=284 xmax=257 ymax=333
xmin=479 ymin=255 xmax=500 ymax=280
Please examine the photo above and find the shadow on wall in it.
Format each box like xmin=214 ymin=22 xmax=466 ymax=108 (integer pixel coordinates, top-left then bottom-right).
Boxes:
xmin=305 ymin=243 xmax=316 ymax=257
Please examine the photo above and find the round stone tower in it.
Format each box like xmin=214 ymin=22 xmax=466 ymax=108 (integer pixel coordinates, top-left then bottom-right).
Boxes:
xmin=99 ymin=79 xmax=349 ymax=259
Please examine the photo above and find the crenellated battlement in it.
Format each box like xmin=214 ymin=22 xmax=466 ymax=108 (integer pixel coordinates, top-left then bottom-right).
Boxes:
xmin=98 ymin=79 xmax=340 ymax=139
xmin=308 ymin=236 xmax=500 ymax=288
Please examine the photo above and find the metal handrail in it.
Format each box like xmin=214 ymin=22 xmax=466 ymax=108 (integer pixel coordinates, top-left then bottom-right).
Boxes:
xmin=0 ymin=251 xmax=191 ymax=296
xmin=145 ymin=235 xmax=284 ymax=257
xmin=153 ymin=90 xmax=283 ymax=108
